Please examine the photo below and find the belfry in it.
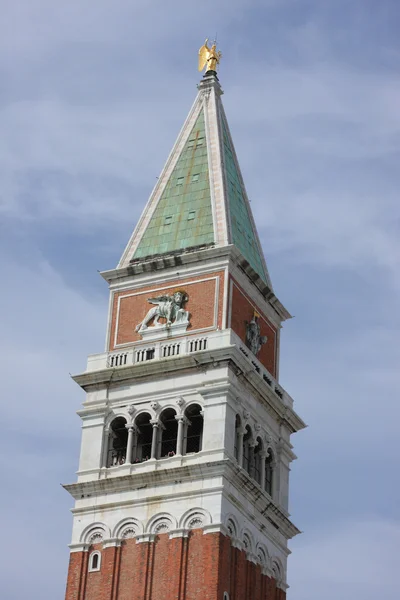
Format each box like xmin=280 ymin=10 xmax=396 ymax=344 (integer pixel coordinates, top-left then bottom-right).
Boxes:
xmin=64 ymin=44 xmax=305 ymax=600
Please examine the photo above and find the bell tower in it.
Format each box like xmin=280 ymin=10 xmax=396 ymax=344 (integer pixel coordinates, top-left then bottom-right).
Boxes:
xmin=64 ymin=56 xmax=305 ymax=600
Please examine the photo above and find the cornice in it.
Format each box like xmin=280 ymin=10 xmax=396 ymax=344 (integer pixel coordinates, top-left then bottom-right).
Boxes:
xmin=101 ymin=244 xmax=290 ymax=321
xmin=72 ymin=346 xmax=305 ymax=434
xmin=63 ymin=459 xmax=300 ymax=541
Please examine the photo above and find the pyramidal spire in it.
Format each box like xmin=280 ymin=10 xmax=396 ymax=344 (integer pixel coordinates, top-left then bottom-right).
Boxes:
xmin=118 ymin=70 xmax=272 ymax=289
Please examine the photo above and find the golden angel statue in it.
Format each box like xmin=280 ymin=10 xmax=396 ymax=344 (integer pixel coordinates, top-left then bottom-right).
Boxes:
xmin=198 ymin=39 xmax=222 ymax=73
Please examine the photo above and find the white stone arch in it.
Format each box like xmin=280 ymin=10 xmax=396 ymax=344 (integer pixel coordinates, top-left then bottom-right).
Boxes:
xmin=255 ymin=543 xmax=270 ymax=570
xmin=179 ymin=507 xmax=211 ymax=530
xmin=255 ymin=434 xmax=264 ymax=450
xmin=104 ymin=411 xmax=129 ymax=431
xmin=243 ymin=421 xmax=254 ymax=439
xmin=241 ymin=528 xmax=255 ymax=555
xmin=224 ymin=514 xmax=239 ymax=539
xmin=271 ymin=557 xmax=284 ymax=585
xmin=263 ymin=433 xmax=277 ymax=459
xmin=158 ymin=404 xmax=178 ymax=420
xmin=248 ymin=419 xmax=259 ymax=443
xmin=146 ymin=512 xmax=177 ymax=535
xmin=133 ymin=407 xmax=155 ymax=423
xmin=80 ymin=522 xmax=110 ymax=544
xmin=113 ymin=517 xmax=143 ymax=540
xmin=184 ymin=400 xmax=204 ymax=414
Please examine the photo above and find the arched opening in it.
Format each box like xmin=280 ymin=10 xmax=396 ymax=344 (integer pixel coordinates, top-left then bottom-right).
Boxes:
xmin=184 ymin=404 xmax=203 ymax=454
xmin=107 ymin=417 xmax=127 ymax=467
xmin=265 ymin=450 xmax=274 ymax=496
xmin=234 ymin=415 xmax=241 ymax=461
xmin=253 ymin=437 xmax=263 ymax=485
xmin=160 ymin=408 xmax=178 ymax=458
xmin=272 ymin=560 xmax=282 ymax=586
xmin=135 ymin=412 xmax=152 ymax=462
xmin=242 ymin=425 xmax=252 ymax=474
xmin=88 ymin=551 xmax=101 ymax=572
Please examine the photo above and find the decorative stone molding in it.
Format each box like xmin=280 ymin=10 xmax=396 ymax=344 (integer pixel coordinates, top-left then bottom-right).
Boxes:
xmin=176 ymin=396 xmax=185 ymax=407
xmin=80 ymin=522 xmax=110 ymax=545
xmin=102 ymin=538 xmax=121 ymax=549
xmin=154 ymin=521 xmax=171 ymax=534
xmin=256 ymin=544 xmax=270 ymax=569
xmin=272 ymin=559 xmax=283 ymax=585
xmin=231 ymin=537 xmax=244 ymax=551
xmin=122 ymin=528 xmax=137 ymax=539
xmin=136 ymin=533 xmax=156 ymax=544
xmin=241 ymin=529 xmax=257 ymax=560
xmin=128 ymin=404 xmax=136 ymax=417
xmin=226 ymin=517 xmax=238 ymax=538
xmin=188 ymin=516 xmax=204 ymax=529
xmin=150 ymin=401 xmax=159 ymax=411
xmin=113 ymin=518 xmax=143 ymax=540
xmin=69 ymin=542 xmax=90 ymax=553
xmin=179 ymin=508 xmax=211 ymax=530
xmin=168 ymin=528 xmax=190 ymax=539
xmin=147 ymin=513 xmax=177 ymax=535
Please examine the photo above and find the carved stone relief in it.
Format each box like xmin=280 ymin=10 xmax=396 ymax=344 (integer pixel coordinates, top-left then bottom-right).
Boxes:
xmin=245 ymin=313 xmax=267 ymax=357
xmin=135 ymin=290 xmax=190 ymax=335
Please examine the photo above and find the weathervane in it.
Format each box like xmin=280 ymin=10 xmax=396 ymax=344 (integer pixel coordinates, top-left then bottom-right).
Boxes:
xmin=198 ymin=38 xmax=222 ymax=73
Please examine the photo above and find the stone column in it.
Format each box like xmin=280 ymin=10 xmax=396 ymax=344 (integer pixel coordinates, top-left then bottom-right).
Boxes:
xmin=249 ymin=441 xmax=257 ymax=477
xmin=260 ymin=451 xmax=267 ymax=490
xmin=131 ymin=427 xmax=139 ymax=463
xmin=125 ymin=425 xmax=135 ymax=465
xmin=102 ymin=427 xmax=110 ymax=468
xmin=150 ymin=420 xmax=159 ymax=460
xmin=175 ymin=415 xmax=185 ymax=456
xmin=271 ymin=459 xmax=278 ymax=501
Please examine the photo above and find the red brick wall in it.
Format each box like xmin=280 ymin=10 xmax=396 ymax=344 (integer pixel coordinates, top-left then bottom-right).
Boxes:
xmin=109 ymin=271 xmax=225 ymax=351
xmin=65 ymin=532 xmax=285 ymax=600
xmin=229 ymin=277 xmax=277 ymax=377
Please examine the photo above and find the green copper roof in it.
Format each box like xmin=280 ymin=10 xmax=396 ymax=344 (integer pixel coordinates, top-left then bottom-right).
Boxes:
xmin=221 ymin=114 xmax=269 ymax=283
xmin=133 ymin=110 xmax=214 ymax=259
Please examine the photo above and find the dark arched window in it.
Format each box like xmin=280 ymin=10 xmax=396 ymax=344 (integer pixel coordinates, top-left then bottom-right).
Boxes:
xmin=107 ymin=417 xmax=128 ymax=467
xmin=242 ymin=426 xmax=252 ymax=474
xmin=184 ymin=404 xmax=203 ymax=454
xmin=135 ymin=412 xmax=152 ymax=462
xmin=160 ymin=408 xmax=178 ymax=458
xmin=265 ymin=451 xmax=274 ymax=496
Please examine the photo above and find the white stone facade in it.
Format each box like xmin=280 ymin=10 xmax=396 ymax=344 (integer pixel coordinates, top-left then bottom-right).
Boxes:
xmin=66 ymin=321 xmax=304 ymax=587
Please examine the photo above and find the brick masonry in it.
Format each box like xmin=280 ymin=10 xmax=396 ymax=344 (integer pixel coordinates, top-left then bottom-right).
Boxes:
xmin=65 ymin=532 xmax=285 ymax=600
xmin=229 ymin=277 xmax=277 ymax=377
xmin=109 ymin=271 xmax=225 ymax=350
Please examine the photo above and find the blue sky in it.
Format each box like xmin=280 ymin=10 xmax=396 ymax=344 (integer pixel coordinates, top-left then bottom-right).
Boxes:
xmin=1 ymin=1 xmax=399 ymax=598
